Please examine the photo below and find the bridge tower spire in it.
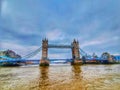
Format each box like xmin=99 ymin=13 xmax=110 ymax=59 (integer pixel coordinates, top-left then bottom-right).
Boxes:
xmin=40 ymin=38 xmax=49 ymax=66
xmin=71 ymin=39 xmax=81 ymax=65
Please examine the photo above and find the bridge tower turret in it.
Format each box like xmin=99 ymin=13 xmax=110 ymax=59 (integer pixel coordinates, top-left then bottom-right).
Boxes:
xmin=40 ymin=38 xmax=49 ymax=66
xmin=71 ymin=39 xmax=82 ymax=65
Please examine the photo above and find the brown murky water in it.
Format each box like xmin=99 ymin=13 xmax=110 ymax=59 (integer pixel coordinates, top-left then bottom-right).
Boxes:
xmin=0 ymin=64 xmax=120 ymax=90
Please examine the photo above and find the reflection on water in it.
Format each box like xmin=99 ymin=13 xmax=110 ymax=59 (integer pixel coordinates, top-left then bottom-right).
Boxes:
xmin=72 ymin=65 xmax=81 ymax=79
xmin=0 ymin=65 xmax=120 ymax=90
xmin=38 ymin=66 xmax=49 ymax=89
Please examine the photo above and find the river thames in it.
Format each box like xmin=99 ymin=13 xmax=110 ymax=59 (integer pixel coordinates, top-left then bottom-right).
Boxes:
xmin=0 ymin=64 xmax=120 ymax=90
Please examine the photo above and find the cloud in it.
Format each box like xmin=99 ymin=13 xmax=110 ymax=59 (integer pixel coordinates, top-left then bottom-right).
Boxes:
xmin=0 ymin=0 xmax=1 ymax=13
xmin=45 ymin=29 xmax=65 ymax=41
xmin=48 ymin=53 xmax=71 ymax=59
xmin=81 ymin=36 xmax=120 ymax=48
xmin=48 ymin=54 xmax=64 ymax=59
xmin=81 ymin=40 xmax=104 ymax=48
xmin=1 ymin=0 xmax=10 ymax=16
xmin=0 ymin=0 xmax=120 ymax=57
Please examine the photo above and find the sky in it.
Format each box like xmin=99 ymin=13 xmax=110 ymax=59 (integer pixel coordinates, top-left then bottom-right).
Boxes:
xmin=0 ymin=0 xmax=120 ymax=59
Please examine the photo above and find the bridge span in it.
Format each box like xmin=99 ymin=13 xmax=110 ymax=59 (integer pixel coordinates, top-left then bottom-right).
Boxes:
xmin=1 ymin=39 xmax=113 ymax=66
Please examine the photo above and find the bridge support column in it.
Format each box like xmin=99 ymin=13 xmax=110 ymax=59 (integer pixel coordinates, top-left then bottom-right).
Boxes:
xmin=71 ymin=39 xmax=82 ymax=65
xmin=40 ymin=38 xmax=49 ymax=66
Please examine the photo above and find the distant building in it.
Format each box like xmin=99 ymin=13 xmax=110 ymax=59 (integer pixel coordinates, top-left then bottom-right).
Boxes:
xmin=0 ymin=51 xmax=6 ymax=56
xmin=0 ymin=50 xmax=21 ymax=60
xmin=113 ymin=55 xmax=120 ymax=62
xmin=101 ymin=52 xmax=113 ymax=62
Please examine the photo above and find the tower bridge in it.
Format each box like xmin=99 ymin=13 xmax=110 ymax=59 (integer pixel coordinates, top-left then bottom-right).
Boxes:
xmin=2 ymin=38 xmax=110 ymax=66
xmin=40 ymin=39 xmax=82 ymax=66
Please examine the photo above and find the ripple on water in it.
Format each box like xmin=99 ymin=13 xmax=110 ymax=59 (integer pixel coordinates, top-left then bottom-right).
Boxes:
xmin=0 ymin=65 xmax=120 ymax=90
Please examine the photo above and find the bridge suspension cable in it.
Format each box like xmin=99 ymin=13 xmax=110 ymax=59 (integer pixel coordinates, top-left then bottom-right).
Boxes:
xmin=79 ymin=48 xmax=92 ymax=58
xmin=22 ymin=46 xmax=42 ymax=59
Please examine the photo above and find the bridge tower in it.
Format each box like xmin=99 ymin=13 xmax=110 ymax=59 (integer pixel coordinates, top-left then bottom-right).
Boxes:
xmin=71 ymin=39 xmax=82 ymax=65
xmin=40 ymin=38 xmax=49 ymax=66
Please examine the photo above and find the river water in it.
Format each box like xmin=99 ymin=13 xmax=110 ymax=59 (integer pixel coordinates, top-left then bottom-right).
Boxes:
xmin=0 ymin=64 xmax=120 ymax=90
